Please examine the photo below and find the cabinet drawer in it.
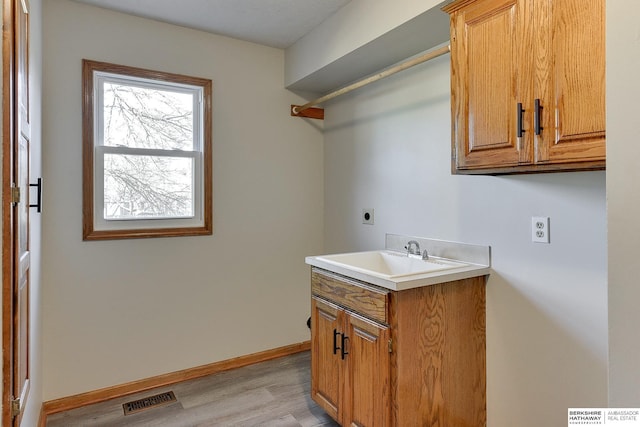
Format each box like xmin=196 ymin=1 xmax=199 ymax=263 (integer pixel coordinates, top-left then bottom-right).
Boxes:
xmin=311 ymin=268 xmax=389 ymax=324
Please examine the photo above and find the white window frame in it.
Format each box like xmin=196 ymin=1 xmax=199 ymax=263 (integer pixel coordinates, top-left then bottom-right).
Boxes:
xmin=82 ymin=60 xmax=212 ymax=240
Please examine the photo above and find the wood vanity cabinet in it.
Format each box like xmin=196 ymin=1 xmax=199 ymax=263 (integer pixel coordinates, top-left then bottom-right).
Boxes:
xmin=311 ymin=297 xmax=390 ymax=426
xmin=443 ymin=0 xmax=605 ymax=174
xmin=310 ymin=267 xmax=487 ymax=426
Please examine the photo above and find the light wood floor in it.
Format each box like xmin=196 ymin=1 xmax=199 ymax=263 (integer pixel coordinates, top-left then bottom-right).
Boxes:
xmin=46 ymin=351 xmax=339 ymax=427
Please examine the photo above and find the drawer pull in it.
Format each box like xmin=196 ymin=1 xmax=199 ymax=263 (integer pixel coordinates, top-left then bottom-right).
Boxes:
xmin=29 ymin=178 xmax=43 ymax=212
xmin=517 ymin=102 xmax=525 ymax=139
xmin=333 ymin=329 xmax=341 ymax=355
xmin=341 ymin=334 xmax=349 ymax=360
xmin=534 ymin=98 xmax=543 ymax=135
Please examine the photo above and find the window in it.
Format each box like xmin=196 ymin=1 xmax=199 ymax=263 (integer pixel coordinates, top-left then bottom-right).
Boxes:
xmin=82 ymin=60 xmax=212 ymax=240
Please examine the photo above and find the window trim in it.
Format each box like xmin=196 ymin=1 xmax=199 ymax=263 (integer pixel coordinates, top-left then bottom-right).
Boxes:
xmin=82 ymin=59 xmax=213 ymax=240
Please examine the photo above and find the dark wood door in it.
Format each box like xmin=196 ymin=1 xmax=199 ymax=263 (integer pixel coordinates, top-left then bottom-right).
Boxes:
xmin=343 ymin=313 xmax=390 ymax=427
xmin=2 ymin=0 xmax=31 ymax=424
xmin=311 ymin=297 xmax=344 ymax=423
xmin=448 ymin=0 xmax=533 ymax=170
xmin=535 ymin=0 xmax=606 ymax=164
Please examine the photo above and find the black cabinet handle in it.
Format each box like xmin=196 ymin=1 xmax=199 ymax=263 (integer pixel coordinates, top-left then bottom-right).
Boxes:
xmin=341 ymin=334 xmax=349 ymax=360
xmin=29 ymin=178 xmax=42 ymax=213
xmin=534 ymin=98 xmax=543 ymax=135
xmin=333 ymin=329 xmax=341 ymax=355
xmin=517 ymin=102 xmax=525 ymax=138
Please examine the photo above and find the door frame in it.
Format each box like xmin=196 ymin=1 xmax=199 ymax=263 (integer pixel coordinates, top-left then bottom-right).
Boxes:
xmin=2 ymin=0 xmax=28 ymax=424
xmin=2 ymin=0 xmax=17 ymax=422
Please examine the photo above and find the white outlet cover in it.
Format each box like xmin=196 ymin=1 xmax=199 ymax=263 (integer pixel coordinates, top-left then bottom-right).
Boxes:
xmin=532 ymin=216 xmax=550 ymax=243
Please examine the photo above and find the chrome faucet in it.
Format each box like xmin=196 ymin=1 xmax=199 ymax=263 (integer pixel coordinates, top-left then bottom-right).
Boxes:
xmin=405 ymin=240 xmax=420 ymax=256
xmin=405 ymin=240 xmax=429 ymax=260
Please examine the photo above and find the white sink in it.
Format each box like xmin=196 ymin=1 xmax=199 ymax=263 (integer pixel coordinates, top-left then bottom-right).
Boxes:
xmin=316 ymin=250 xmax=468 ymax=279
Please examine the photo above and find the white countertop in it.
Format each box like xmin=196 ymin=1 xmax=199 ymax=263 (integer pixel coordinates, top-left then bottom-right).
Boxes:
xmin=306 ymin=235 xmax=491 ymax=291
xmin=305 ymin=253 xmax=490 ymax=291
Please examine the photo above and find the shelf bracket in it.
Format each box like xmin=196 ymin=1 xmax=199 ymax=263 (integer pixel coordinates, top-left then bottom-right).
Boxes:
xmin=291 ymin=105 xmax=324 ymax=120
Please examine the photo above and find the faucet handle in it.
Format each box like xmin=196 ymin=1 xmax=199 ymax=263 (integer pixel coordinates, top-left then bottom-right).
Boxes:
xmin=405 ymin=240 xmax=421 ymax=256
xmin=422 ymin=250 xmax=429 ymax=260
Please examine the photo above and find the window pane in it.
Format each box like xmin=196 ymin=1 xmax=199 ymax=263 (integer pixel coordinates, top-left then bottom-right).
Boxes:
xmin=83 ymin=60 xmax=211 ymax=240
xmin=104 ymin=153 xmax=194 ymax=219
xmin=103 ymin=82 xmax=194 ymax=151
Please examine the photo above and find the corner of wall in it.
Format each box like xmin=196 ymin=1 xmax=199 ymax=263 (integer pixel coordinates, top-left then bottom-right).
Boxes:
xmin=284 ymin=0 xmax=447 ymax=92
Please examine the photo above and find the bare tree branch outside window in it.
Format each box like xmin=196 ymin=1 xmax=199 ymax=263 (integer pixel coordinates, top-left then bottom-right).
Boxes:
xmin=102 ymin=83 xmax=195 ymax=219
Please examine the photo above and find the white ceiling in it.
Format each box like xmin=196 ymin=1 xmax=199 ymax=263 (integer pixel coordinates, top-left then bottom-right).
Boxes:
xmin=71 ymin=0 xmax=351 ymax=49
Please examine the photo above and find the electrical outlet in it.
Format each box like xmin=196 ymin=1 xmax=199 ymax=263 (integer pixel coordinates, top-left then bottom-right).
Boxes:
xmin=362 ymin=209 xmax=374 ymax=225
xmin=532 ymin=216 xmax=550 ymax=243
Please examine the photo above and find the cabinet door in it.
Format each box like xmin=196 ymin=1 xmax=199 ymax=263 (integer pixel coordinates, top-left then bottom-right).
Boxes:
xmin=449 ymin=0 xmax=533 ymax=170
xmin=535 ymin=0 xmax=605 ymax=164
xmin=343 ymin=313 xmax=390 ymax=427
xmin=311 ymin=297 xmax=344 ymax=421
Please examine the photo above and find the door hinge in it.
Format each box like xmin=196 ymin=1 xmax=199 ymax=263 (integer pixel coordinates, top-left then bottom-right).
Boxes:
xmin=11 ymin=398 xmax=21 ymax=418
xmin=388 ymin=338 xmax=393 ymax=354
xmin=11 ymin=184 xmax=21 ymax=205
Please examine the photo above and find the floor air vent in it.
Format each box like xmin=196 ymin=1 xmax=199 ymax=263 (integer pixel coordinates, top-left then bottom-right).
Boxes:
xmin=123 ymin=391 xmax=177 ymax=415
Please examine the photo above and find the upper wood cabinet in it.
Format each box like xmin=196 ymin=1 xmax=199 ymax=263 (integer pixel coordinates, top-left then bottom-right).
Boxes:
xmin=443 ymin=0 xmax=605 ymax=174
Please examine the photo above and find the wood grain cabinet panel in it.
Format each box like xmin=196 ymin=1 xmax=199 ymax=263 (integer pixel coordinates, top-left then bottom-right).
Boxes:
xmin=344 ymin=314 xmax=390 ymax=427
xmin=310 ymin=268 xmax=487 ymax=426
xmin=448 ymin=0 xmax=531 ymax=170
xmin=535 ymin=0 xmax=606 ymax=165
xmin=444 ymin=0 xmax=605 ymax=174
xmin=312 ymin=270 xmax=389 ymax=324
xmin=311 ymin=298 xmax=344 ymax=421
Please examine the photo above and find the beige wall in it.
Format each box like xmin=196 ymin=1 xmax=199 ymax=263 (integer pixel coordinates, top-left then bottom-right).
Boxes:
xmin=285 ymin=0 xmax=444 ymax=86
xmin=607 ymin=0 xmax=640 ymax=406
xmin=41 ymin=0 xmax=324 ymax=400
